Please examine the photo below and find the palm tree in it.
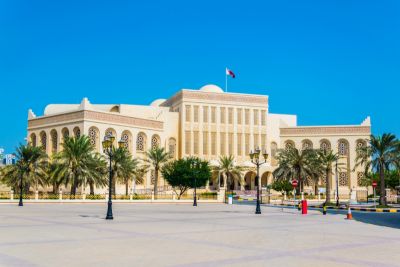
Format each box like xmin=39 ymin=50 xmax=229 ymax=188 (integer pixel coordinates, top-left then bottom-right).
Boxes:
xmin=85 ymin=153 xmax=107 ymax=195
xmin=145 ymin=147 xmax=171 ymax=199
xmin=132 ymin=165 xmax=148 ymax=194
xmin=112 ymin=147 xmax=139 ymax=196
xmin=273 ymin=148 xmax=319 ymax=193
xmin=0 ymin=144 xmax=47 ymax=203
xmin=52 ymin=136 xmax=102 ymax=196
xmin=355 ymin=134 xmax=399 ymax=206
xmin=318 ymin=150 xmax=342 ymax=203
xmin=212 ymin=155 xmax=244 ymax=190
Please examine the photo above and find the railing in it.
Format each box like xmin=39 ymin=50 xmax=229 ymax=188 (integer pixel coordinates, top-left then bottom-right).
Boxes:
xmin=0 ymin=191 xmax=218 ymax=201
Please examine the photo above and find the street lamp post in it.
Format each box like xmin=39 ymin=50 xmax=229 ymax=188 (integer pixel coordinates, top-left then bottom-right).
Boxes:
xmin=192 ymin=160 xmax=197 ymax=207
xmin=102 ymin=134 xmax=126 ymax=220
xmin=335 ymin=157 xmax=339 ymax=207
xmin=249 ymin=148 xmax=269 ymax=215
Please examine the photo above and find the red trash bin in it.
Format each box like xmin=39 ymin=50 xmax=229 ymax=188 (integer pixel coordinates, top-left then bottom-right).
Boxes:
xmin=301 ymin=200 xmax=308 ymax=215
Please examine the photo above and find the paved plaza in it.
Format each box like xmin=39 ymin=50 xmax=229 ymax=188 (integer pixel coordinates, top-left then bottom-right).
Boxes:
xmin=0 ymin=203 xmax=400 ymax=267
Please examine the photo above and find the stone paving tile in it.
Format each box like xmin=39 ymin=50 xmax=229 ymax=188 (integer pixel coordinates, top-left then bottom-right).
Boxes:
xmin=0 ymin=203 xmax=399 ymax=267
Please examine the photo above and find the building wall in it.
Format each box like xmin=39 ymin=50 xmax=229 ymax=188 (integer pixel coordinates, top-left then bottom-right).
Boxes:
xmin=24 ymin=85 xmax=372 ymax=194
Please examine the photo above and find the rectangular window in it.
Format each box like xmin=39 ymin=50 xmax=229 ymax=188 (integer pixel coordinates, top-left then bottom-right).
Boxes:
xmin=245 ymin=134 xmax=250 ymax=155
xmin=228 ymin=133 xmax=233 ymax=155
xmin=193 ymin=131 xmax=199 ymax=154
xmin=203 ymin=106 xmax=208 ymax=123
xmin=185 ymin=131 xmax=191 ymax=154
xmin=254 ymin=134 xmax=259 ymax=148
xmin=220 ymin=107 xmax=226 ymax=124
xmin=185 ymin=105 xmax=191 ymax=122
xmin=237 ymin=109 xmax=242 ymax=124
xmin=228 ymin=108 xmax=233 ymax=124
xmin=254 ymin=110 xmax=259 ymax=125
xmin=261 ymin=134 xmax=266 ymax=151
xmin=220 ymin=132 xmax=226 ymax=154
xmin=237 ymin=133 xmax=242 ymax=156
xmin=193 ymin=106 xmax=199 ymax=122
xmin=211 ymin=107 xmax=216 ymax=123
xmin=261 ymin=111 xmax=266 ymax=126
xmin=211 ymin=132 xmax=216 ymax=155
xmin=203 ymin=131 xmax=208 ymax=155
xmin=245 ymin=109 xmax=250 ymax=125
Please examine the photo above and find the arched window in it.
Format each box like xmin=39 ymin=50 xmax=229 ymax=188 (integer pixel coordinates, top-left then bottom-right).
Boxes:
xmin=121 ymin=130 xmax=132 ymax=152
xmin=356 ymin=139 xmax=367 ymax=156
xmin=302 ymin=140 xmax=313 ymax=150
xmin=50 ymin=129 xmax=58 ymax=154
xmin=61 ymin=127 xmax=69 ymax=143
xmin=338 ymin=139 xmax=349 ymax=156
xmin=284 ymin=140 xmax=295 ymax=150
xmin=339 ymin=172 xmax=348 ymax=186
xmin=320 ymin=139 xmax=331 ymax=152
xmin=168 ymin=138 xmax=177 ymax=158
xmin=88 ymin=127 xmax=100 ymax=151
xmin=30 ymin=133 xmax=37 ymax=147
xmin=39 ymin=131 xmax=47 ymax=151
xmin=73 ymin=127 xmax=81 ymax=138
xmin=151 ymin=134 xmax=160 ymax=150
xmin=136 ymin=132 xmax=147 ymax=152
xmin=357 ymin=172 xmax=365 ymax=186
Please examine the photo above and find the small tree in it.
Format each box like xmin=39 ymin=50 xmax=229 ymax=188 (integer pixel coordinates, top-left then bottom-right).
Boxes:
xmin=271 ymin=180 xmax=293 ymax=196
xmin=162 ymin=157 xmax=211 ymax=199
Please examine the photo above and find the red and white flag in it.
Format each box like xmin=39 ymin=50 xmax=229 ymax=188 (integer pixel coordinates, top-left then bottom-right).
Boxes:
xmin=226 ymin=68 xmax=236 ymax=78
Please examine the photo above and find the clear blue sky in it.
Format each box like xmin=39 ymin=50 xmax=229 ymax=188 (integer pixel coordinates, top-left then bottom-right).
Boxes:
xmin=0 ymin=0 xmax=399 ymax=153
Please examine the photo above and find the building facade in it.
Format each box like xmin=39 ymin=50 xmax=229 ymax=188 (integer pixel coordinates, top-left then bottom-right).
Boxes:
xmin=26 ymin=84 xmax=371 ymax=195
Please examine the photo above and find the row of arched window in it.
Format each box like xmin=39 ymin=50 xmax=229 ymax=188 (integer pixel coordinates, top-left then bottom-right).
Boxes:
xmin=29 ymin=126 xmax=177 ymax=157
xmin=282 ymin=139 xmax=367 ymax=156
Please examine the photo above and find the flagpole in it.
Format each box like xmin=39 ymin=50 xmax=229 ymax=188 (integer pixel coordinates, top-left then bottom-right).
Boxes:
xmin=225 ymin=68 xmax=228 ymax=92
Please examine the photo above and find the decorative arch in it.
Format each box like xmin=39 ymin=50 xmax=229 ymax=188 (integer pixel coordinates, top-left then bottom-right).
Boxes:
xmin=30 ymin=133 xmax=37 ymax=147
xmin=320 ymin=139 xmax=331 ymax=152
xmin=261 ymin=172 xmax=271 ymax=188
xmin=168 ymin=138 xmax=177 ymax=158
xmin=88 ymin=126 xmax=100 ymax=151
xmin=39 ymin=131 xmax=47 ymax=151
xmin=50 ymin=129 xmax=58 ymax=154
xmin=338 ymin=139 xmax=349 ymax=156
xmin=110 ymin=105 xmax=120 ymax=113
xmin=121 ymin=130 xmax=133 ymax=152
xmin=151 ymin=134 xmax=161 ymax=150
xmin=73 ymin=127 xmax=81 ymax=138
xmin=284 ymin=140 xmax=295 ymax=150
xmin=136 ymin=132 xmax=147 ymax=152
xmin=301 ymin=139 xmax=313 ymax=150
xmin=244 ymin=171 xmax=256 ymax=190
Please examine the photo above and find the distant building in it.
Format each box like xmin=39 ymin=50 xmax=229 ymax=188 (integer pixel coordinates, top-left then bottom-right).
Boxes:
xmin=26 ymin=84 xmax=371 ymax=194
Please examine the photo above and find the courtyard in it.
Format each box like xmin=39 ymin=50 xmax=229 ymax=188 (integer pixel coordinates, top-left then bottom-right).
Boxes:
xmin=0 ymin=203 xmax=400 ymax=267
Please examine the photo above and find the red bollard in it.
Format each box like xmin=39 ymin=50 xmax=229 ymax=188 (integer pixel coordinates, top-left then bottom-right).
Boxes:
xmin=301 ymin=200 xmax=308 ymax=215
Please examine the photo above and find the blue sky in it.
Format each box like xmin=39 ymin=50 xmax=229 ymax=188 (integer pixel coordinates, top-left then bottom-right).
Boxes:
xmin=0 ymin=0 xmax=399 ymax=153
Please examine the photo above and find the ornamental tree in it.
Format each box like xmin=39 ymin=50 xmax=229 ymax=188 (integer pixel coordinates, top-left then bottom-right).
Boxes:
xmin=161 ymin=157 xmax=211 ymax=199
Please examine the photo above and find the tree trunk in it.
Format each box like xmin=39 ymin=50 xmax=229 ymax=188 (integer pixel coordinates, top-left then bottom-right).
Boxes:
xmin=154 ymin=167 xmax=158 ymax=200
xmin=314 ymin=182 xmax=318 ymax=196
xmin=52 ymin=182 xmax=58 ymax=194
xmin=125 ymin=182 xmax=129 ymax=196
xmin=89 ymin=182 xmax=94 ymax=195
xmin=326 ymin=169 xmax=331 ymax=203
xmin=379 ymin=164 xmax=386 ymax=206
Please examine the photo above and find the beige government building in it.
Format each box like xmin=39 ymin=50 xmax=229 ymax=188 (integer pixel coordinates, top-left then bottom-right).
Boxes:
xmin=27 ymin=84 xmax=371 ymax=195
